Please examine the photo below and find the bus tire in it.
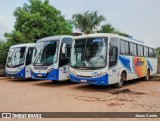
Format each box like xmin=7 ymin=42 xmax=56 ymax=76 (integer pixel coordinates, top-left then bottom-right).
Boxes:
xmin=114 ymin=71 xmax=126 ymax=88
xmin=145 ymin=69 xmax=150 ymax=81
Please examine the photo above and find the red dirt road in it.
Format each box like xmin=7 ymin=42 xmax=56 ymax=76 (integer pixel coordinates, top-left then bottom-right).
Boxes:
xmin=0 ymin=77 xmax=160 ymax=121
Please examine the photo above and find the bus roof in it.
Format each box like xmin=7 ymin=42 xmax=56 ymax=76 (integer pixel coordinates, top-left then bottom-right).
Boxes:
xmin=73 ymin=33 xmax=154 ymax=49
xmin=10 ymin=43 xmax=35 ymax=49
xmin=37 ymin=35 xmax=73 ymax=43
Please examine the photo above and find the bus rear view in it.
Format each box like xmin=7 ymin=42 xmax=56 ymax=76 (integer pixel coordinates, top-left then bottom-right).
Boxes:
xmin=5 ymin=43 xmax=35 ymax=78
xmin=31 ymin=35 xmax=72 ymax=81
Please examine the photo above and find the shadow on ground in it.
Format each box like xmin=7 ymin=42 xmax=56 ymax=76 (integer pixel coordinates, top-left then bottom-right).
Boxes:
xmin=73 ymin=78 xmax=145 ymax=93
xmin=35 ymin=80 xmax=77 ymax=87
xmin=5 ymin=78 xmax=43 ymax=83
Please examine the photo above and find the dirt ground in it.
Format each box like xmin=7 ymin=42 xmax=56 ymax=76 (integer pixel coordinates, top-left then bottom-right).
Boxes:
xmin=0 ymin=76 xmax=160 ymax=121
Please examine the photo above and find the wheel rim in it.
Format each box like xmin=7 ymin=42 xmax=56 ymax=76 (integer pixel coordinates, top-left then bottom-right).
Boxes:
xmin=120 ymin=73 xmax=125 ymax=84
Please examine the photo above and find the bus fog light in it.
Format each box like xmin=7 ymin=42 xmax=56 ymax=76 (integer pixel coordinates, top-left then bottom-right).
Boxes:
xmin=47 ymin=69 xmax=51 ymax=73
xmin=19 ymin=74 xmax=23 ymax=76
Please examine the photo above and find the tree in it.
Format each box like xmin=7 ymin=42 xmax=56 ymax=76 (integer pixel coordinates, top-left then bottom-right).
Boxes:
xmin=99 ymin=23 xmax=131 ymax=37
xmin=0 ymin=41 xmax=12 ymax=64
xmin=72 ymin=11 xmax=106 ymax=34
xmin=1 ymin=0 xmax=72 ymax=64
xmin=156 ymin=47 xmax=160 ymax=57
xmin=116 ymin=31 xmax=131 ymax=37
xmin=99 ymin=23 xmax=115 ymax=33
xmin=5 ymin=0 xmax=72 ymax=44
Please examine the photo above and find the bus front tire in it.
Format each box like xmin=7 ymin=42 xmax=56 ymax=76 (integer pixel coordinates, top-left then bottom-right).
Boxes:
xmin=114 ymin=72 xmax=126 ymax=88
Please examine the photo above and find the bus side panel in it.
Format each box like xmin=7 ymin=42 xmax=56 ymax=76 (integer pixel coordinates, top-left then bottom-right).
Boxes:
xmin=108 ymin=55 xmax=134 ymax=84
xmin=108 ymin=65 xmax=121 ymax=85
xmin=146 ymin=58 xmax=157 ymax=75
xmin=25 ymin=65 xmax=31 ymax=78
xmin=59 ymin=65 xmax=69 ymax=81
xmin=117 ymin=55 xmax=157 ymax=81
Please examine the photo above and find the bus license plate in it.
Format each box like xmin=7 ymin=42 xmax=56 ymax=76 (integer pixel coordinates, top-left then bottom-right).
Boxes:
xmin=81 ymin=80 xmax=87 ymax=83
xmin=38 ymin=74 xmax=42 ymax=77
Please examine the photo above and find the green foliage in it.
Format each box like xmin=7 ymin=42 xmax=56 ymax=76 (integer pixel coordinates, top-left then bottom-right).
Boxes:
xmin=156 ymin=47 xmax=160 ymax=57
xmin=0 ymin=41 xmax=12 ymax=64
xmin=116 ymin=32 xmax=131 ymax=37
xmin=72 ymin=11 xmax=106 ymax=34
xmin=1 ymin=0 xmax=72 ymax=64
xmin=72 ymin=10 xmax=130 ymax=37
xmin=99 ymin=23 xmax=131 ymax=37
xmin=5 ymin=0 xmax=72 ymax=44
xmin=100 ymin=23 xmax=115 ymax=33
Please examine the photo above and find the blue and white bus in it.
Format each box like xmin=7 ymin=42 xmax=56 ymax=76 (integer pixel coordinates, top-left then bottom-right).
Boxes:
xmin=5 ymin=43 xmax=35 ymax=78
xmin=31 ymin=35 xmax=73 ymax=81
xmin=70 ymin=33 xmax=157 ymax=87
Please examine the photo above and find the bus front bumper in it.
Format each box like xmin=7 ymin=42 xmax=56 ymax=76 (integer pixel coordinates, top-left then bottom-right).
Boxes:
xmin=5 ymin=68 xmax=25 ymax=78
xmin=70 ymin=73 xmax=109 ymax=85
xmin=31 ymin=69 xmax=59 ymax=81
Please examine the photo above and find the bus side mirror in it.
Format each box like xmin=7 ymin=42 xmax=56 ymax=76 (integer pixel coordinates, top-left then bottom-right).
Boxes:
xmin=62 ymin=43 xmax=67 ymax=54
xmin=62 ymin=43 xmax=70 ymax=58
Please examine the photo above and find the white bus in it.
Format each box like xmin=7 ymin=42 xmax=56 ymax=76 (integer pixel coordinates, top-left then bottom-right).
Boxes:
xmin=5 ymin=43 xmax=35 ymax=78
xmin=70 ymin=33 xmax=157 ymax=87
xmin=31 ymin=35 xmax=72 ymax=81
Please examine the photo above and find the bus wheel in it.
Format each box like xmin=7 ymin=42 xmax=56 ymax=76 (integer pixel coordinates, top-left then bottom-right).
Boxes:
xmin=114 ymin=72 xmax=126 ymax=88
xmin=145 ymin=70 xmax=150 ymax=81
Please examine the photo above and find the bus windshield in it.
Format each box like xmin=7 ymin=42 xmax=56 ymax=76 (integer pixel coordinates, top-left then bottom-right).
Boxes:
xmin=71 ymin=37 xmax=107 ymax=69
xmin=32 ymin=40 xmax=59 ymax=66
xmin=6 ymin=47 xmax=26 ymax=67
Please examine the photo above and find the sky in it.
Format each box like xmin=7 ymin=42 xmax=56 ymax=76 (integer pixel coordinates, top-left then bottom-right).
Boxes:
xmin=0 ymin=0 xmax=160 ymax=48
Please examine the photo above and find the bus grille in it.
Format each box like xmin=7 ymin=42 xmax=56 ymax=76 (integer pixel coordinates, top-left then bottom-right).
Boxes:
xmin=33 ymin=66 xmax=48 ymax=70
xmin=75 ymin=74 xmax=93 ymax=78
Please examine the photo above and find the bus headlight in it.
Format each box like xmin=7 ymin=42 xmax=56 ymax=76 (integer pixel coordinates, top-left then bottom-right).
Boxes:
xmin=93 ymin=72 xmax=106 ymax=78
xmin=70 ymin=69 xmax=76 ymax=75
xmin=47 ymin=69 xmax=51 ymax=73
xmin=47 ymin=68 xmax=54 ymax=74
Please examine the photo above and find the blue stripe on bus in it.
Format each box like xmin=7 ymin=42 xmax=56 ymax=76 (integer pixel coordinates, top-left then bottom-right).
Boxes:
xmin=70 ymin=73 xmax=108 ymax=85
xmin=119 ymin=55 xmax=132 ymax=73
xmin=147 ymin=60 xmax=153 ymax=71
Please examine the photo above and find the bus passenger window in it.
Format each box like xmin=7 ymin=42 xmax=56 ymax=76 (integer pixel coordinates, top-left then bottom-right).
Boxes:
xmin=138 ymin=45 xmax=143 ymax=56
xmin=149 ymin=48 xmax=153 ymax=57
xmin=120 ymin=40 xmax=125 ymax=54
xmin=144 ymin=47 xmax=149 ymax=57
xmin=109 ymin=46 xmax=118 ymax=68
xmin=26 ymin=47 xmax=34 ymax=65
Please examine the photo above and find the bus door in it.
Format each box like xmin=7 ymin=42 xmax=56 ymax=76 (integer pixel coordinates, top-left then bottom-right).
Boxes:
xmin=59 ymin=38 xmax=72 ymax=81
xmin=25 ymin=47 xmax=34 ymax=78
xmin=108 ymin=38 xmax=119 ymax=84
